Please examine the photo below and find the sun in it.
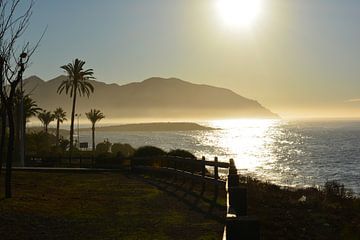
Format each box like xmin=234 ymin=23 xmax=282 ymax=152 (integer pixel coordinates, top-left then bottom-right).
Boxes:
xmin=215 ymin=0 xmax=263 ymax=29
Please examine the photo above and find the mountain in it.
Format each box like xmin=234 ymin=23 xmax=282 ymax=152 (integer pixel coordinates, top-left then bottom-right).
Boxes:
xmin=23 ymin=75 xmax=278 ymax=119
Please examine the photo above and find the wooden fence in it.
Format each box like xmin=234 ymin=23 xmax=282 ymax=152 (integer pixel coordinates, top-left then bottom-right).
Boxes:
xmin=131 ymin=156 xmax=260 ymax=240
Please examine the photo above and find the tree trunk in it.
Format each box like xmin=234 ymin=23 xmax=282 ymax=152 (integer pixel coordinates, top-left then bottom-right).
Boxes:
xmin=0 ymin=60 xmax=4 ymax=176
xmin=14 ymin=104 xmax=20 ymax=163
xmin=69 ymin=86 xmax=77 ymax=162
xmin=23 ymin=115 xmax=27 ymax=166
xmin=0 ymin=106 xmax=6 ymax=176
xmin=92 ymin=124 xmax=95 ymax=154
xmin=45 ymin=123 xmax=48 ymax=133
xmin=56 ymin=119 xmax=60 ymax=146
xmin=5 ymin=99 xmax=14 ymax=198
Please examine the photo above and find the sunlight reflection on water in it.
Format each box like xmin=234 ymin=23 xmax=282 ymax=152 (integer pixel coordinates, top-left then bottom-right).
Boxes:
xmin=203 ymin=119 xmax=279 ymax=171
xmin=80 ymin=119 xmax=360 ymax=194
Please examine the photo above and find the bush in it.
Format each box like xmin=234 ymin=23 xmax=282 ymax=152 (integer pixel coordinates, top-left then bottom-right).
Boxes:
xmin=168 ymin=149 xmax=196 ymax=159
xmin=59 ymin=137 xmax=70 ymax=152
xmin=324 ymin=180 xmax=352 ymax=200
xmin=132 ymin=146 xmax=166 ymax=167
xmin=133 ymin=146 xmax=166 ymax=158
xmin=26 ymin=131 xmax=57 ymax=156
xmin=111 ymin=143 xmax=135 ymax=157
xmin=96 ymin=141 xmax=112 ymax=154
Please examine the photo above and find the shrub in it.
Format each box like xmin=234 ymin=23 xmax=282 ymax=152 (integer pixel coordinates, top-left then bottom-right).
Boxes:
xmin=111 ymin=143 xmax=135 ymax=157
xmin=133 ymin=146 xmax=166 ymax=158
xmin=26 ymin=131 xmax=57 ymax=156
xmin=96 ymin=141 xmax=112 ymax=154
xmin=168 ymin=149 xmax=196 ymax=159
xmin=132 ymin=146 xmax=166 ymax=167
xmin=59 ymin=137 xmax=70 ymax=152
xmin=324 ymin=180 xmax=352 ymax=200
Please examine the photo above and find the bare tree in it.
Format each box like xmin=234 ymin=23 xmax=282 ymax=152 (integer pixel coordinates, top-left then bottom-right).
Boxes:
xmin=0 ymin=0 xmax=44 ymax=198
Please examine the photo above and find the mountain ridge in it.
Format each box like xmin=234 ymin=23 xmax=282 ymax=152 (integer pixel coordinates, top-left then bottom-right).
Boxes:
xmin=23 ymin=75 xmax=278 ymax=119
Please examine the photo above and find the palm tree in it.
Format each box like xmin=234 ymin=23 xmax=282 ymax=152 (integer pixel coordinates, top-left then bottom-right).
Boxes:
xmin=23 ymin=95 xmax=42 ymax=122
xmin=54 ymin=107 xmax=67 ymax=145
xmin=37 ymin=110 xmax=55 ymax=133
xmin=85 ymin=109 xmax=105 ymax=153
xmin=14 ymin=89 xmax=42 ymax=123
xmin=57 ymin=59 xmax=95 ymax=158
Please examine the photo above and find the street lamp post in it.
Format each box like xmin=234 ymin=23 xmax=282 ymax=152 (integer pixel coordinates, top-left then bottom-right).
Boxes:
xmin=19 ymin=52 xmax=27 ymax=167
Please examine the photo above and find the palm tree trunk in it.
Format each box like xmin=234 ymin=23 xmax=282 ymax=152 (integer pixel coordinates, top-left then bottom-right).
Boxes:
xmin=92 ymin=124 xmax=95 ymax=154
xmin=56 ymin=119 xmax=60 ymax=146
xmin=45 ymin=123 xmax=48 ymax=133
xmin=69 ymin=86 xmax=77 ymax=162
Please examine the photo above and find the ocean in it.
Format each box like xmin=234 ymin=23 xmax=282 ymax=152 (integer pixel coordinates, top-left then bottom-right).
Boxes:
xmin=77 ymin=119 xmax=360 ymax=194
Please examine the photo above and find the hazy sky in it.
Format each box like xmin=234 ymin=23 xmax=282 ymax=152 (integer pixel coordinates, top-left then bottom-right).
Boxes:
xmin=23 ymin=0 xmax=360 ymax=118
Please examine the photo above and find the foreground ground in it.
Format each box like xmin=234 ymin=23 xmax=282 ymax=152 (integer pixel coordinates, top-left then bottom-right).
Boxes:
xmin=0 ymin=170 xmax=359 ymax=240
xmin=0 ymin=171 xmax=223 ymax=240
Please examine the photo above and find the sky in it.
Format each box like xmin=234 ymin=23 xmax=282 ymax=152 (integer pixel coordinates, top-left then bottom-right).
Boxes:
xmin=22 ymin=0 xmax=360 ymax=119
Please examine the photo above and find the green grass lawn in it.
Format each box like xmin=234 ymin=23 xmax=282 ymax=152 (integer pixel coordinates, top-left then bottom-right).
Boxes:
xmin=0 ymin=171 xmax=223 ymax=240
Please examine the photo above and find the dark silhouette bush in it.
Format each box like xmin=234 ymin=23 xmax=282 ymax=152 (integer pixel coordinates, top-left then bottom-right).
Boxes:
xmin=324 ymin=180 xmax=352 ymax=200
xmin=26 ymin=131 xmax=57 ymax=156
xmin=59 ymin=137 xmax=70 ymax=152
xmin=111 ymin=143 xmax=135 ymax=157
xmin=133 ymin=146 xmax=166 ymax=158
xmin=96 ymin=141 xmax=112 ymax=154
xmin=132 ymin=146 xmax=166 ymax=167
xmin=168 ymin=149 xmax=196 ymax=159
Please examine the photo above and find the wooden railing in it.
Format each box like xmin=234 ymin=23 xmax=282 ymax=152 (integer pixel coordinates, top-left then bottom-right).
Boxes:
xmin=132 ymin=156 xmax=229 ymax=210
xmin=131 ymin=156 xmax=260 ymax=240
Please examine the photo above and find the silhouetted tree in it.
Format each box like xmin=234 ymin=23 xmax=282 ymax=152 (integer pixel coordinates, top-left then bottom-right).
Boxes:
xmin=23 ymin=94 xmax=42 ymax=122
xmin=57 ymin=59 xmax=94 ymax=161
xmin=37 ymin=110 xmax=55 ymax=133
xmin=85 ymin=109 xmax=104 ymax=154
xmin=0 ymin=0 xmax=43 ymax=198
xmin=53 ymin=107 xmax=67 ymax=145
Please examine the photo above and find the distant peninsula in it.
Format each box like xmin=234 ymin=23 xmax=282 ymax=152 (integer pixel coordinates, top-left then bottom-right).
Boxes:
xmin=80 ymin=122 xmax=217 ymax=132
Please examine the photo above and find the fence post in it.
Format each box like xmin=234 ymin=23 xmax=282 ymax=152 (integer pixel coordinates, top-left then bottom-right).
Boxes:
xmin=225 ymin=158 xmax=260 ymax=240
xmin=214 ymin=157 xmax=219 ymax=180
xmin=228 ymin=159 xmax=246 ymax=216
xmin=212 ymin=157 xmax=219 ymax=207
xmin=200 ymin=156 xmax=206 ymax=197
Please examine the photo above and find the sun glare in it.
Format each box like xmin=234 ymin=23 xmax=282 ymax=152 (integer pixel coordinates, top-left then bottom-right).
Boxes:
xmin=215 ymin=0 xmax=263 ymax=29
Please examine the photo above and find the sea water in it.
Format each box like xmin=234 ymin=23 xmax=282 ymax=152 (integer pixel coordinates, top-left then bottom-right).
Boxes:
xmin=78 ymin=119 xmax=360 ymax=194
